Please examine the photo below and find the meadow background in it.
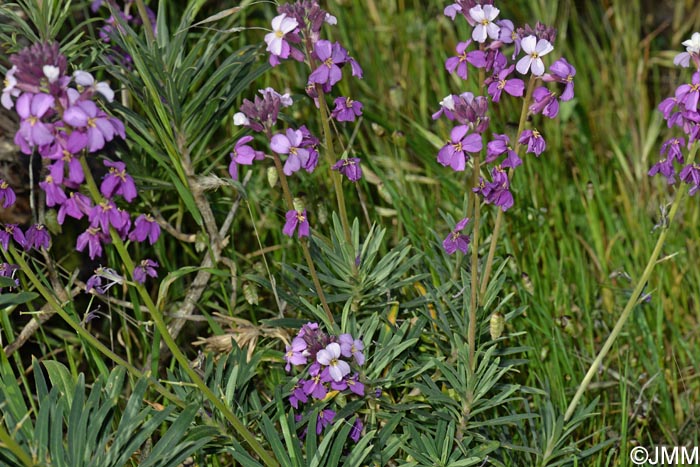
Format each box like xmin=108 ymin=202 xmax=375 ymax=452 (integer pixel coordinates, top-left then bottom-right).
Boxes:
xmin=1 ymin=0 xmax=700 ymax=465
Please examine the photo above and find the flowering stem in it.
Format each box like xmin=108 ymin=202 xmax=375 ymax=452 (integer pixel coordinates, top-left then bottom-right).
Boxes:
xmin=479 ymin=76 xmax=536 ymax=297
xmin=564 ymin=144 xmax=697 ymax=422
xmin=78 ymin=157 xmax=278 ymax=466
xmin=316 ymin=84 xmax=353 ymax=244
xmin=269 ymin=149 xmax=335 ymax=328
xmin=468 ymin=152 xmax=482 ymax=371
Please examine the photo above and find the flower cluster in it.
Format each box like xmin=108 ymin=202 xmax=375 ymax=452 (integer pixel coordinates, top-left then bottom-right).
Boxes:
xmin=284 ymin=323 xmax=366 ymax=442
xmin=2 ymin=42 xmax=160 ymax=287
xmin=229 ymin=1 xmax=366 ymax=239
xmin=435 ymin=1 xmax=575 ymax=253
xmin=649 ymin=33 xmax=700 ymax=195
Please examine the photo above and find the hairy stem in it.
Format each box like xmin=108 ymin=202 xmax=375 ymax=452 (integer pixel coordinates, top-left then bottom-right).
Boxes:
xmin=564 ymin=144 xmax=697 ymax=422
xmin=479 ymin=77 xmax=536 ymax=296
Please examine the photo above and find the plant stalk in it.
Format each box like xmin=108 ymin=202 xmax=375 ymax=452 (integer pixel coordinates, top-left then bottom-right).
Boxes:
xmin=564 ymin=145 xmax=696 ymax=422
xmin=468 ymin=153 xmax=481 ymax=372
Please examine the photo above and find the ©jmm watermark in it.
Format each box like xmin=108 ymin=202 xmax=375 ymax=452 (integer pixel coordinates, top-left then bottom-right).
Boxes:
xmin=630 ymin=446 xmax=700 ymax=466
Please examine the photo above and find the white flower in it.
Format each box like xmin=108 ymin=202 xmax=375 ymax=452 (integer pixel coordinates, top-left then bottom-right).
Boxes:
xmin=264 ymin=14 xmax=298 ymax=57
xmin=2 ymin=66 xmax=19 ymax=110
xmin=324 ymin=13 xmax=337 ymax=25
xmin=316 ymin=342 xmax=350 ymax=382
xmin=516 ymin=35 xmax=554 ymax=76
xmin=259 ymin=87 xmax=293 ymax=107
xmin=73 ymin=70 xmax=115 ymax=102
xmin=233 ymin=112 xmax=249 ymax=126
xmin=43 ymin=65 xmax=60 ymax=83
xmin=439 ymin=94 xmax=455 ymax=111
xmin=682 ymin=32 xmax=700 ymax=54
xmin=469 ymin=5 xmax=500 ymax=43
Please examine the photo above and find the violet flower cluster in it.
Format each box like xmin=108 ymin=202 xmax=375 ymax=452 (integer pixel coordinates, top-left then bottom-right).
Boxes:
xmin=435 ymin=0 xmax=575 ymax=254
xmin=284 ymin=323 xmax=365 ymax=443
xmin=1 ymin=42 xmax=160 ymax=287
xmin=649 ymin=33 xmax=700 ymax=195
xmin=229 ymin=1 xmax=366 ymax=239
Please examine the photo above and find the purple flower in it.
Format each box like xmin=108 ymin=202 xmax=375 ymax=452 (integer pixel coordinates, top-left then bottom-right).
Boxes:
xmin=133 ymin=259 xmax=158 ymax=284
xmin=496 ymin=19 xmax=516 ymax=45
xmin=85 ymin=266 xmax=124 ymax=294
xmin=0 ymin=224 xmax=26 ymax=250
xmin=285 ymin=337 xmax=308 ymax=371
xmin=289 ymin=382 xmax=308 ymax=409
xmin=469 ymin=5 xmax=500 ymax=43
xmin=437 ymin=125 xmax=483 ymax=171
xmin=487 ymin=65 xmax=525 ymax=102
xmin=264 ymin=14 xmax=298 ymax=60
xmin=101 ymin=160 xmax=137 ymax=202
xmin=443 ymin=217 xmax=470 ymax=255
xmin=89 ymin=200 xmax=127 ymax=232
xmin=445 ymin=41 xmax=487 ymax=80
xmin=350 ymin=418 xmax=363 ymax=443
xmin=518 ymin=129 xmax=546 ymax=156
xmin=41 ymin=132 xmax=88 ymax=186
xmin=529 ymin=87 xmax=560 ymax=119
xmin=680 ymin=163 xmax=700 ymax=195
xmin=62 ymin=100 xmax=125 ymax=152
xmin=72 ymin=70 xmax=115 ymax=102
xmin=128 ymin=214 xmax=160 ymax=244
xmin=474 ymin=167 xmax=513 ymax=211
xmin=76 ymin=226 xmax=108 ymax=259
xmin=316 ymin=409 xmax=335 ymax=435
xmin=308 ymin=40 xmax=348 ymax=89
xmin=229 ymin=135 xmax=264 ymax=180
xmin=648 ymin=158 xmax=676 ymax=184
xmin=0 ymin=263 xmax=19 ymax=291
xmin=24 ymin=224 xmax=50 ymax=250
xmin=271 ymin=128 xmax=311 ymax=176
xmin=15 ymin=93 xmax=55 ymax=151
xmin=332 ymin=157 xmax=362 ymax=182
xmin=542 ymin=57 xmax=576 ymax=101
xmin=346 ymin=373 xmax=365 ymax=396
xmin=660 ymin=137 xmax=685 ymax=164
xmin=2 ymin=67 xmax=20 ymax=109
xmin=38 ymin=175 xmax=67 ymax=207
xmin=331 ymin=96 xmax=363 ymax=122
xmin=486 ymin=134 xmax=522 ymax=168
xmin=433 ymin=94 xmax=457 ymax=121
xmin=516 ymin=35 xmax=554 ymax=76
xmin=0 ymin=180 xmax=16 ymax=208
xmin=338 ymin=334 xmax=365 ymax=365
xmin=283 ymin=209 xmax=310 ymax=238
xmin=316 ymin=342 xmax=350 ymax=382
xmin=674 ymin=32 xmax=700 ymax=68
xmin=302 ymin=373 xmax=327 ymax=400
xmin=675 ymin=72 xmax=700 ymax=113
xmin=57 ymin=191 xmax=92 ymax=224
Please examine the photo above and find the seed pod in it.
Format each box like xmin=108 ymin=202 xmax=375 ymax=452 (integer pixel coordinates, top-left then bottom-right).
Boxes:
xmin=267 ymin=167 xmax=278 ymax=187
xmin=489 ymin=312 xmax=505 ymax=340
xmin=242 ymin=282 xmax=259 ymax=305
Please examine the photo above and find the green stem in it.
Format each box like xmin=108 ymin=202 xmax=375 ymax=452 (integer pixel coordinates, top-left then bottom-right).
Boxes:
xmin=132 ymin=0 xmax=155 ymax=44
xmin=479 ymin=77 xmax=537 ymax=297
xmin=468 ymin=153 xmax=481 ymax=372
xmin=268 ymin=148 xmax=335 ymax=328
xmin=78 ymin=157 xmax=278 ymax=466
xmin=564 ymin=144 xmax=697 ymax=422
xmin=0 ymin=415 xmax=34 ymax=466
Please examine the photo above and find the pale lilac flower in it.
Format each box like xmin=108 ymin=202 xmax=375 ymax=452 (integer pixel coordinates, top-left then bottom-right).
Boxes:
xmin=516 ymin=35 xmax=554 ymax=76
xmin=674 ymin=32 xmax=700 ymax=68
xmin=15 ymin=93 xmax=55 ymax=150
xmin=474 ymin=167 xmax=513 ymax=211
xmin=228 ymin=135 xmax=264 ymax=180
xmin=445 ymin=41 xmax=486 ymax=80
xmin=316 ymin=342 xmax=350 ymax=382
xmin=62 ymin=100 xmax=124 ymax=152
xmin=41 ymin=131 xmax=88 ymax=186
xmin=680 ymin=163 xmax=700 ymax=195
xmin=444 ymin=3 xmax=462 ymax=21
xmin=0 ymin=180 xmax=16 ymax=208
xmin=283 ymin=208 xmax=310 ymax=238
xmin=271 ymin=129 xmax=310 ymax=176
xmin=350 ymin=418 xmax=363 ymax=443
xmin=346 ymin=373 xmax=365 ymax=396
xmin=0 ymin=224 xmax=26 ymax=250
xmin=542 ymin=58 xmax=576 ymax=101
xmin=432 ymin=94 xmax=457 ymax=121
xmin=86 ymin=266 xmax=124 ymax=294
xmin=259 ymin=87 xmax=293 ymax=107
xmin=437 ymin=125 xmax=482 ymax=171
xmin=496 ymin=19 xmax=516 ymax=45
xmin=443 ymin=217 xmax=470 ymax=255
xmin=529 ymin=86 xmax=560 ymax=118
xmin=285 ymin=337 xmax=308 ymax=371
xmin=264 ymin=14 xmax=298 ymax=58
xmin=302 ymin=373 xmax=327 ymax=399
xmin=89 ymin=200 xmax=127 ymax=232
xmin=338 ymin=334 xmax=365 ymax=365
xmin=39 ymin=175 xmax=67 ymax=207
xmin=486 ymin=134 xmax=521 ymax=168
xmin=133 ymin=259 xmax=158 ymax=284
xmin=675 ymin=72 xmax=700 ymax=112
xmin=469 ymin=5 xmax=500 ymax=43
